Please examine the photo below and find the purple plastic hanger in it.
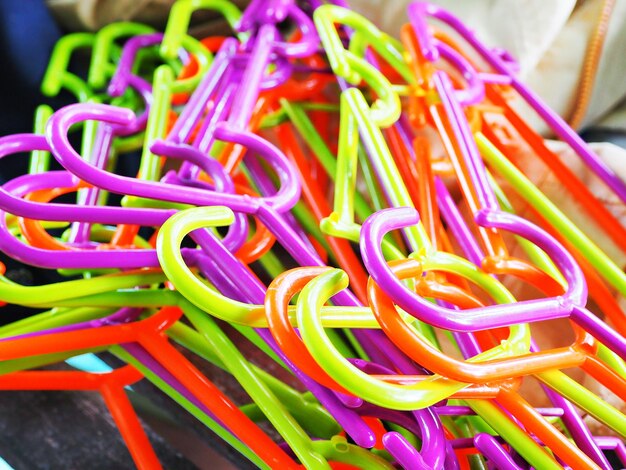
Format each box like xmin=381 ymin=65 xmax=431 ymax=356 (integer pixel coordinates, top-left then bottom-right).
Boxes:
xmin=434 ymin=54 xmax=626 ymax=359
xmin=474 ymin=433 xmax=523 ymax=470
xmin=109 ymin=33 xmax=252 ymax=252
xmin=0 ymin=136 xmax=237 ymax=270
xmin=69 ymin=32 xmax=166 ymax=246
xmin=170 ymin=37 xmax=291 ymax=180
xmin=0 ymin=136 xmax=166 ymax=217
xmin=237 ymin=0 xmax=319 ymax=59
xmin=154 ymin=141 xmax=249 ymax=253
xmin=360 ymin=206 xmax=585 ymax=331
xmin=108 ymin=32 xmax=171 ymax=97
xmin=47 ymin=104 xmax=301 ymax=214
xmin=397 ymin=126 xmax=612 ymax=468
xmin=0 ymin=134 xmax=257 ymax=268
xmin=346 ymin=359 xmax=449 ymax=469
xmin=67 ymin=71 xmax=152 ymax=246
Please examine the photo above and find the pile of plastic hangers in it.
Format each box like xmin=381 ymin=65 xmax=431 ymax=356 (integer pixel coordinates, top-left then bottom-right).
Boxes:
xmin=1 ymin=0 xmax=626 ymax=468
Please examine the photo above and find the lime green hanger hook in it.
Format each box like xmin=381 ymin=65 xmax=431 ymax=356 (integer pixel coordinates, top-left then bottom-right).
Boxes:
xmin=89 ymin=22 xmax=156 ymax=89
xmin=41 ymin=32 xmax=96 ymax=101
xmin=313 ymin=5 xmax=413 ymax=86
xmin=161 ymin=0 xmax=244 ymax=60
xmin=156 ymin=205 xmax=262 ymax=323
xmin=156 ymin=206 xmax=384 ymax=328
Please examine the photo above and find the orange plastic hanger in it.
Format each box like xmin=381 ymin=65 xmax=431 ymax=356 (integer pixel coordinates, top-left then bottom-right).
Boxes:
xmin=0 ymin=307 xmax=299 ymax=469
xmin=0 ymin=365 xmax=160 ymax=469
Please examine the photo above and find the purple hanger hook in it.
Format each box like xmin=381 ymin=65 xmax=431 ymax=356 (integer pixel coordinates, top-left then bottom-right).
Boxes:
xmin=361 ymin=207 xmax=587 ymax=331
xmin=46 ymin=103 xmax=301 ymax=214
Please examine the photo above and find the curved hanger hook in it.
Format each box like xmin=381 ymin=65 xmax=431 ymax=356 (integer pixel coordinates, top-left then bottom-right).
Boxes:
xmin=157 ymin=205 xmax=266 ymax=324
xmin=88 ymin=22 xmax=156 ymax=90
xmin=151 ymin=139 xmax=250 ymax=253
xmin=0 ymin=134 xmax=171 ymax=225
xmin=265 ymin=267 xmax=352 ymax=394
xmin=47 ymin=103 xmax=301 ymax=214
xmin=158 ymin=207 xmax=381 ymax=328
xmin=41 ymin=33 xmax=96 ymax=101
xmin=109 ymin=32 xmax=213 ymax=97
xmin=361 ymin=207 xmax=582 ymax=331
xmin=238 ymin=0 xmax=319 ymax=59
xmin=475 ymin=209 xmax=586 ymax=306
xmin=433 ymin=40 xmax=485 ymax=106
xmin=0 ymin=134 xmax=222 ymax=269
xmin=295 ymin=268 xmax=494 ymax=410
xmin=161 ymin=0 xmax=244 ymax=60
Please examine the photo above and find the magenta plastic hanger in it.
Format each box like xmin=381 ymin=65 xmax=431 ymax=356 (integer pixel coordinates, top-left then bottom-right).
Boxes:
xmin=154 ymin=140 xmax=250 ymax=253
xmin=68 ymin=36 xmax=158 ymax=246
xmin=432 ymin=176 xmax=612 ymax=469
xmin=433 ymin=59 xmax=626 ymax=359
xmin=0 ymin=134 xmax=259 ymax=269
xmin=344 ymin=359 xmax=448 ymax=469
xmin=107 ymin=32 xmax=252 ymax=252
xmin=361 ymin=206 xmax=585 ymax=331
xmin=47 ymin=104 xmax=301 ymax=214
xmin=236 ymin=0 xmax=318 ymax=59
xmin=107 ymin=32 xmax=183 ymax=98
xmin=166 ymin=37 xmax=289 ymax=148
xmin=0 ymin=135 xmax=226 ymax=269
xmin=0 ymin=135 xmax=172 ymax=226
